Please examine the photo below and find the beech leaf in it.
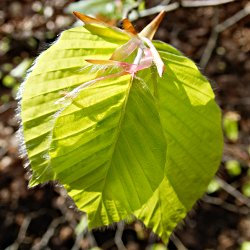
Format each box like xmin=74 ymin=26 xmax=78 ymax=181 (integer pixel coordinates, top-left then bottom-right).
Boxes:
xmin=19 ymin=17 xmax=223 ymax=243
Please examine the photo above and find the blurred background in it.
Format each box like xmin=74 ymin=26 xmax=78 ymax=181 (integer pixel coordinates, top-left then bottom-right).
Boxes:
xmin=0 ymin=0 xmax=250 ymax=249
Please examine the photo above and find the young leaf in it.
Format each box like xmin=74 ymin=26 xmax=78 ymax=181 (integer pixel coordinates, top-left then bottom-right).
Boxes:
xmin=49 ymin=75 xmax=167 ymax=228
xmin=153 ymin=41 xmax=223 ymax=209
xmin=19 ymin=14 xmax=223 ymax=243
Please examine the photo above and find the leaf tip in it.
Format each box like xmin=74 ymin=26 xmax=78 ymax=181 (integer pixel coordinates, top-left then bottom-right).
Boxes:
xmin=122 ymin=18 xmax=137 ymax=35
xmin=140 ymin=10 xmax=166 ymax=40
xmin=73 ymin=11 xmax=100 ymax=24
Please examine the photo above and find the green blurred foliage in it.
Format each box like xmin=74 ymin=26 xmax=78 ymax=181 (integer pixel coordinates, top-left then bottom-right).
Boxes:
xmin=75 ymin=215 xmax=88 ymax=236
xmin=223 ymin=111 xmax=240 ymax=142
xmin=1 ymin=57 xmax=33 ymax=98
xmin=0 ymin=37 xmax=10 ymax=55
xmin=2 ymin=75 xmax=17 ymax=88
xmin=225 ymin=160 xmax=241 ymax=177
xmin=65 ymin=0 xmax=145 ymax=22
xmin=0 ymin=94 xmax=10 ymax=103
xmin=207 ymin=178 xmax=220 ymax=194
xmin=241 ymin=241 xmax=250 ymax=250
xmin=242 ymin=182 xmax=250 ymax=197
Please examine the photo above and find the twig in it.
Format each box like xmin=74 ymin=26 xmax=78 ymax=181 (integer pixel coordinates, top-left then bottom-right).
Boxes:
xmin=223 ymin=144 xmax=250 ymax=167
xmin=71 ymin=215 xmax=97 ymax=250
xmin=5 ymin=209 xmax=45 ymax=250
xmin=5 ymin=216 xmax=32 ymax=250
xmin=123 ymin=1 xmax=141 ymax=19
xmin=215 ymin=177 xmax=250 ymax=208
xmin=130 ymin=0 xmax=242 ymax=21
xmin=0 ymin=102 xmax=16 ymax=114
xmin=130 ymin=2 xmax=179 ymax=21
xmin=114 ymin=222 xmax=127 ymax=250
xmin=4 ymin=211 xmax=46 ymax=250
xmin=71 ymin=228 xmax=85 ymax=250
xmin=87 ymin=231 xmax=98 ymax=249
xmin=125 ymin=0 xmax=172 ymax=19
xmin=200 ymin=8 xmax=219 ymax=68
xmin=171 ymin=233 xmax=189 ymax=250
xmin=31 ymin=217 xmax=65 ymax=250
xmin=200 ymin=5 xmax=250 ymax=68
xmin=160 ymin=0 xmax=172 ymax=5
xmin=215 ymin=5 xmax=250 ymax=33
xmin=181 ymin=0 xmax=235 ymax=7
xmin=202 ymin=195 xmax=250 ymax=215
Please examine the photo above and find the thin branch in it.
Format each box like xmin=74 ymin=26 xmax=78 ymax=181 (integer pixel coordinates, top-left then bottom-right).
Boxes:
xmin=200 ymin=32 xmax=218 ymax=70
xmin=215 ymin=5 xmax=250 ymax=32
xmin=200 ymin=8 xmax=219 ymax=68
xmin=202 ymin=195 xmax=250 ymax=215
xmin=171 ymin=233 xmax=188 ymax=250
xmin=86 ymin=231 xmax=98 ymax=249
xmin=200 ymin=5 xmax=250 ymax=68
xmin=160 ymin=0 xmax=172 ymax=5
xmin=130 ymin=2 xmax=179 ymax=21
xmin=130 ymin=0 xmax=241 ymax=21
xmin=123 ymin=1 xmax=141 ymax=19
xmin=71 ymin=228 xmax=85 ymax=250
xmin=223 ymin=144 xmax=250 ymax=167
xmin=5 ymin=216 xmax=32 ymax=250
xmin=31 ymin=217 xmax=65 ymax=250
xmin=71 ymin=215 xmax=97 ymax=250
xmin=0 ymin=101 xmax=16 ymax=114
xmin=181 ymin=0 xmax=236 ymax=7
xmin=114 ymin=222 xmax=127 ymax=250
xmin=215 ymin=177 xmax=250 ymax=208
xmin=4 ymin=211 xmax=46 ymax=250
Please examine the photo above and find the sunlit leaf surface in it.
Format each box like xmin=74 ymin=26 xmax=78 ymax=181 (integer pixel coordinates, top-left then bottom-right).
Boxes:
xmin=20 ymin=23 xmax=223 ymax=243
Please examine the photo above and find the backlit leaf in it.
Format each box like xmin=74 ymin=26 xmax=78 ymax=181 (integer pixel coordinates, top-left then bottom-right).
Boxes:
xmin=19 ymin=22 xmax=223 ymax=243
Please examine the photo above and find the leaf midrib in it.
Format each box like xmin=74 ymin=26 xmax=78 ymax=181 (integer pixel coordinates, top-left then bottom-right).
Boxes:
xmin=104 ymin=77 xmax=132 ymax=180
xmin=91 ymin=74 xmax=133 ymax=221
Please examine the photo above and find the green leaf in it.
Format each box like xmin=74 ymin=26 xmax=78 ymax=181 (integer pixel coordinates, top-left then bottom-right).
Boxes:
xmin=207 ymin=179 xmax=220 ymax=194
xmin=65 ymin=0 xmax=142 ymax=20
xmin=49 ymin=74 xmax=167 ymax=228
xmin=65 ymin=0 xmax=118 ymax=17
xmin=3 ymin=75 xmax=17 ymax=88
xmin=19 ymin=24 xmax=223 ymax=243
xmin=225 ymin=160 xmax=241 ymax=176
xmin=153 ymin=41 xmax=223 ymax=209
xmin=241 ymin=241 xmax=250 ymax=250
xmin=242 ymin=182 xmax=250 ymax=197
xmin=20 ymin=26 xmax=125 ymax=185
xmin=223 ymin=111 xmax=240 ymax=142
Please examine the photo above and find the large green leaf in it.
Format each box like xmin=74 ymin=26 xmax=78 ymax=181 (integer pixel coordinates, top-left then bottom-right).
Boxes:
xmin=155 ymin=41 xmax=223 ymax=209
xmin=20 ymin=27 xmax=127 ymax=185
xmin=49 ymin=74 xmax=167 ymax=227
xmin=19 ymin=24 xmax=223 ymax=243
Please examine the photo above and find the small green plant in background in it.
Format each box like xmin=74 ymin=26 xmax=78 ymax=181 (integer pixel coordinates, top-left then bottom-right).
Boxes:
xmin=225 ymin=159 xmax=241 ymax=177
xmin=18 ymin=10 xmax=223 ymax=243
xmin=207 ymin=178 xmax=221 ymax=194
xmin=241 ymin=241 xmax=250 ymax=250
xmin=65 ymin=0 xmax=145 ymax=23
xmin=242 ymin=183 xmax=250 ymax=197
xmin=1 ymin=57 xmax=33 ymax=100
xmin=223 ymin=111 xmax=240 ymax=142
